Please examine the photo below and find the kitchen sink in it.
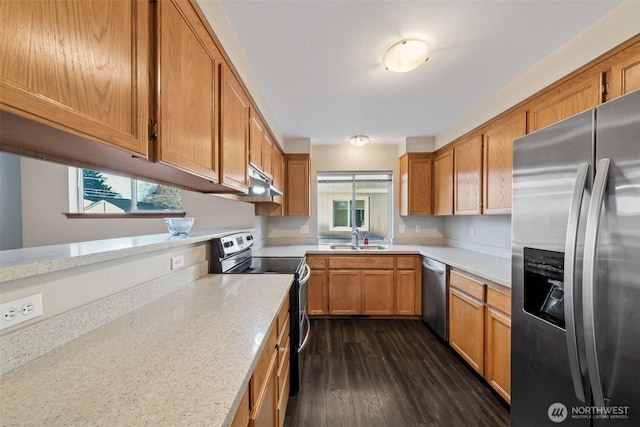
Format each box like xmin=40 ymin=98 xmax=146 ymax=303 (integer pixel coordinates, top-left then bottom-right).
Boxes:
xmin=329 ymin=244 xmax=388 ymax=251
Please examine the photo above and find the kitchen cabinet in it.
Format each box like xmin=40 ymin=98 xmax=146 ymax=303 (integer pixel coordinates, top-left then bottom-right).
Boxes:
xmin=399 ymin=153 xmax=433 ymax=216
xmin=328 ymin=270 xmax=361 ymax=315
xmin=285 ymin=154 xmax=310 ymax=216
xmin=395 ymin=257 xmax=421 ymax=315
xmin=527 ymin=71 xmax=602 ymax=132
xmin=220 ymin=62 xmax=250 ymax=192
xmin=454 ymin=134 xmax=483 ymax=215
xmin=362 ymin=270 xmax=395 ymax=315
xmin=231 ymin=388 xmax=250 ymax=427
xmin=0 ymin=0 xmax=150 ymax=157
xmin=608 ymin=43 xmax=640 ymax=100
xmin=307 ymin=257 xmax=328 ymax=315
xmin=484 ymin=287 xmax=512 ymax=404
xmin=449 ymin=270 xmax=485 ymax=375
xmin=250 ymin=350 xmax=277 ymax=427
xmin=272 ymin=147 xmax=285 ymax=205
xmin=249 ymin=110 xmax=274 ymax=178
xmin=156 ymin=0 xmax=222 ymax=182
xmin=275 ymin=299 xmax=290 ymax=427
xmin=324 ymin=256 xmax=420 ymax=316
xmin=482 ymin=111 xmax=526 ymax=214
xmin=433 ymin=149 xmax=454 ymax=216
xmin=249 ymin=111 xmax=265 ymax=173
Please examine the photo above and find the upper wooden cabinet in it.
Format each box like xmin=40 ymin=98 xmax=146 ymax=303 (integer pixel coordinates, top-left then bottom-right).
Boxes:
xmin=527 ymin=71 xmax=602 ymax=132
xmin=220 ymin=63 xmax=249 ymax=192
xmin=482 ymin=111 xmax=526 ymax=215
xmin=156 ymin=0 xmax=222 ymax=182
xmin=285 ymin=154 xmax=310 ymax=216
xmin=454 ymin=134 xmax=483 ymax=215
xmin=608 ymin=43 xmax=640 ymax=100
xmin=0 ymin=0 xmax=150 ymax=156
xmin=399 ymin=153 xmax=433 ymax=216
xmin=433 ymin=149 xmax=454 ymax=216
xmin=249 ymin=110 xmax=264 ymax=173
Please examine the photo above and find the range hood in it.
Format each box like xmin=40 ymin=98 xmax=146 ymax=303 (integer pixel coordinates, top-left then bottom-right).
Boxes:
xmin=242 ymin=165 xmax=283 ymax=197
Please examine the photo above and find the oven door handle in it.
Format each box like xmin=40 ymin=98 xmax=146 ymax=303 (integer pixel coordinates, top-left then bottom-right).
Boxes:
xmin=298 ymin=313 xmax=311 ymax=352
xmin=299 ymin=263 xmax=311 ymax=285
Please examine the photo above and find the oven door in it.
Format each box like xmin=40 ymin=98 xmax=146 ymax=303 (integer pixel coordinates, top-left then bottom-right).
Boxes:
xmin=298 ymin=263 xmax=311 ymax=352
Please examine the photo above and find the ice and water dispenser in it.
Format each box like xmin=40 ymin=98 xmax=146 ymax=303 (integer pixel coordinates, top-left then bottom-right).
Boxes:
xmin=523 ymin=248 xmax=566 ymax=328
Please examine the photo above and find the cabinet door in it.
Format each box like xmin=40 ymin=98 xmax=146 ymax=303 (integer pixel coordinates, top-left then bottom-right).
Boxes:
xmin=250 ymin=350 xmax=278 ymax=427
xmin=285 ymin=154 xmax=310 ymax=216
xmin=308 ymin=270 xmax=328 ymax=315
xmin=157 ymin=0 xmax=221 ymax=181
xmin=482 ymin=111 xmax=526 ymax=214
xmin=249 ymin=110 xmax=264 ymax=171
xmin=0 ymin=0 xmax=150 ymax=156
xmin=220 ymin=63 xmax=249 ymax=192
xmin=485 ymin=306 xmax=511 ymax=403
xmin=527 ymin=72 xmax=602 ymax=132
xmin=262 ymin=133 xmax=274 ymax=178
xmin=328 ymin=270 xmax=361 ymax=315
xmin=362 ymin=270 xmax=394 ymax=315
xmin=399 ymin=153 xmax=432 ymax=216
xmin=454 ymin=135 xmax=483 ymax=215
xmin=395 ymin=269 xmax=418 ymax=315
xmin=433 ymin=149 xmax=454 ymax=216
xmin=449 ymin=287 xmax=485 ymax=375
xmin=608 ymin=44 xmax=640 ymax=100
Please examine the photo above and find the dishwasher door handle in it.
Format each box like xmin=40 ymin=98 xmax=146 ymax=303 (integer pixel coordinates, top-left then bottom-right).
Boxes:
xmin=422 ymin=262 xmax=445 ymax=274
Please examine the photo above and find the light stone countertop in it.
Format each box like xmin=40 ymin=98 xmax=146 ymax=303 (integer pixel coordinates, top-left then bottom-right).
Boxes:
xmin=0 ymin=274 xmax=292 ymax=427
xmin=253 ymin=244 xmax=511 ymax=288
xmin=0 ymin=229 xmax=252 ymax=282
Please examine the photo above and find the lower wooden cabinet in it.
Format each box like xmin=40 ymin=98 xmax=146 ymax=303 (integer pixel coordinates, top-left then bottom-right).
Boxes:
xmin=449 ymin=286 xmax=485 ymax=375
xmin=448 ymin=269 xmax=512 ymax=403
xmin=315 ymin=255 xmax=421 ymax=316
xmin=484 ymin=287 xmax=512 ymax=403
xmin=234 ymin=299 xmax=290 ymax=427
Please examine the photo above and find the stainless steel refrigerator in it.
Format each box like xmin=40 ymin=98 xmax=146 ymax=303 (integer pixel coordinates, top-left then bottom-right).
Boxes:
xmin=512 ymin=89 xmax=640 ymax=426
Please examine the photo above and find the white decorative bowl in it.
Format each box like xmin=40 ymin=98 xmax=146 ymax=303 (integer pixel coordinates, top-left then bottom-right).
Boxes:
xmin=164 ymin=217 xmax=194 ymax=236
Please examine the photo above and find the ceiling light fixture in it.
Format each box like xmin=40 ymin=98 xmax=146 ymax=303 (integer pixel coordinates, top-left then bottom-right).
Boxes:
xmin=383 ymin=39 xmax=431 ymax=73
xmin=349 ymin=135 xmax=370 ymax=147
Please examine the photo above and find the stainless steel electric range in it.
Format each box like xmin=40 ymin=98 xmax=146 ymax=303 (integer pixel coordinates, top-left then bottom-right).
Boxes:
xmin=209 ymin=232 xmax=310 ymax=395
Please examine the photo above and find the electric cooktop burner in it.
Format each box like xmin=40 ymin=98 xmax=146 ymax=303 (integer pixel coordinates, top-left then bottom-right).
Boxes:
xmin=228 ymin=257 xmax=304 ymax=274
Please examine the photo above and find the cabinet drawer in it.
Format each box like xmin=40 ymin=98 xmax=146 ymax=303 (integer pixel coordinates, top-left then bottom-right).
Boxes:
xmin=450 ymin=270 xmax=485 ymax=301
xmin=250 ymin=324 xmax=277 ymax=407
xmin=277 ymin=361 xmax=290 ymax=427
xmin=277 ymin=319 xmax=290 ymax=369
xmin=306 ymin=256 xmax=327 ymax=269
xmin=486 ymin=287 xmax=511 ymax=316
xmin=329 ymin=256 xmax=394 ymax=270
xmin=396 ymin=256 xmax=417 ymax=270
xmin=277 ymin=298 xmax=290 ymax=336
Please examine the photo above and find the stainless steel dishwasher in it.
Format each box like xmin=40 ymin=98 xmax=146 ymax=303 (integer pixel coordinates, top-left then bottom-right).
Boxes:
xmin=421 ymin=257 xmax=449 ymax=341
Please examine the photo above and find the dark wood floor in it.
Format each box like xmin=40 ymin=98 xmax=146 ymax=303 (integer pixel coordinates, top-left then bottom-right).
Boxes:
xmin=285 ymin=319 xmax=510 ymax=427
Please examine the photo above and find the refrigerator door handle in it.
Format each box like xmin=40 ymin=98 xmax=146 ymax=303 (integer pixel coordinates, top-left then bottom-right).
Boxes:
xmin=583 ymin=157 xmax=611 ymax=409
xmin=563 ymin=162 xmax=589 ymax=402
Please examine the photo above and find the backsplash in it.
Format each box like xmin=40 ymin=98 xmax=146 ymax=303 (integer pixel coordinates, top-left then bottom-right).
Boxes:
xmin=444 ymin=215 xmax=511 ymax=258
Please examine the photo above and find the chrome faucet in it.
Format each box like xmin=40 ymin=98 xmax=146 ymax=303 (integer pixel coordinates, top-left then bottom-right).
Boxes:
xmin=351 ymin=229 xmax=359 ymax=246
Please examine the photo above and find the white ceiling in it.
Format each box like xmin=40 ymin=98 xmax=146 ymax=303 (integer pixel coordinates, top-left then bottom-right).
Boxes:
xmin=219 ymin=0 xmax=622 ymax=145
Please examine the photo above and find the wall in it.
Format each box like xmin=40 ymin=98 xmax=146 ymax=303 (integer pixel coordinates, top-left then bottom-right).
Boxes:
xmin=265 ymin=143 xmax=446 ymax=245
xmin=17 ymin=157 xmax=262 ymax=248
xmin=0 ymin=153 xmax=23 ymax=250
xmin=444 ymin=215 xmax=511 ymax=258
xmin=435 ymin=0 xmax=640 ymax=149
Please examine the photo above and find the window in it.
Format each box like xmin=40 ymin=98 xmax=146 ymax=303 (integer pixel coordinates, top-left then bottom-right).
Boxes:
xmin=317 ymin=172 xmax=392 ymax=242
xmin=72 ymin=168 xmax=182 ymax=214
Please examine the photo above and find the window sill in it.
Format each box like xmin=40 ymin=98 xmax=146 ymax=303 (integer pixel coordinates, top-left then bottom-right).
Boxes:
xmin=63 ymin=212 xmax=186 ymax=219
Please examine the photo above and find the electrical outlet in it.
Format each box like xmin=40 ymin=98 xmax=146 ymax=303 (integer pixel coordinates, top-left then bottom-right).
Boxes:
xmin=470 ymin=226 xmax=475 ymax=237
xmin=416 ymin=225 xmax=422 ymax=233
xmin=399 ymin=224 xmax=406 ymax=234
xmin=1 ymin=293 xmax=43 ymax=331
xmin=171 ymin=255 xmax=185 ymax=270
xmin=300 ymin=225 xmax=309 ymax=234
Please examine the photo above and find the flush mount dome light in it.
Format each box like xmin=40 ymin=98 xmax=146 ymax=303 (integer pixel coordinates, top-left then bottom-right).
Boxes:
xmin=383 ymin=39 xmax=431 ymax=73
xmin=349 ymin=135 xmax=370 ymax=147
